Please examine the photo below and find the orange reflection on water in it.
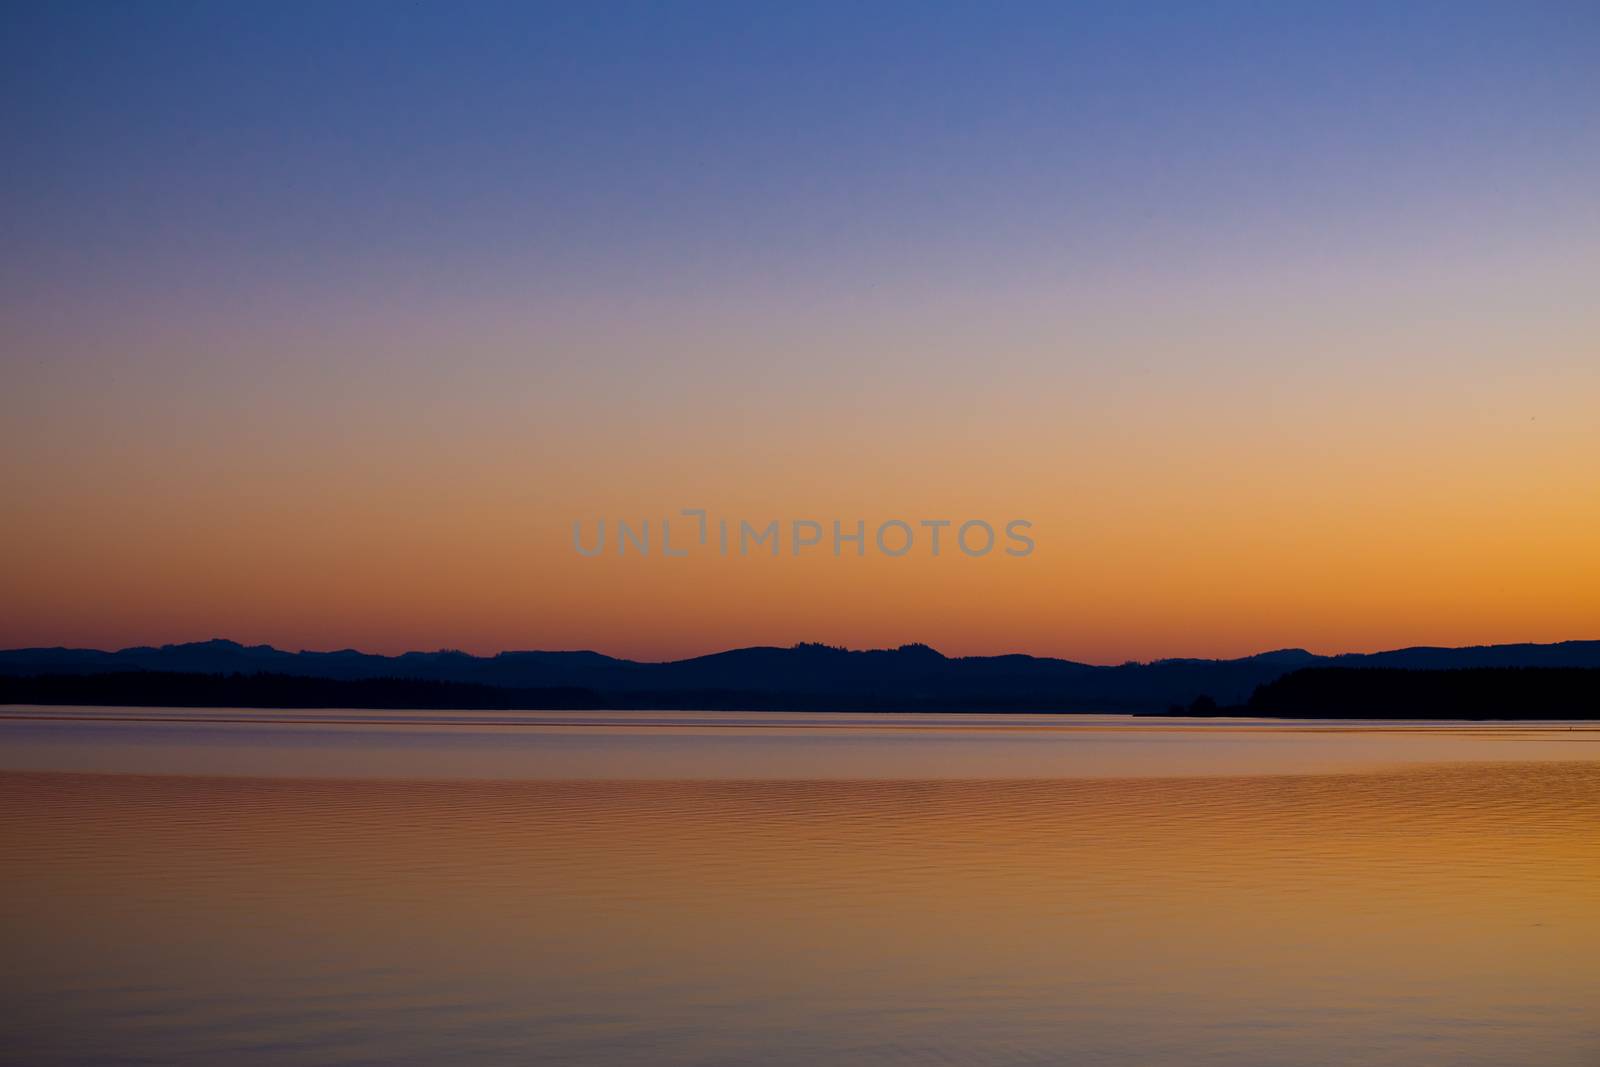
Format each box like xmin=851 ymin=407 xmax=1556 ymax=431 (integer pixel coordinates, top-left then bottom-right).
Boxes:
xmin=2 ymin=762 xmax=1598 ymax=1065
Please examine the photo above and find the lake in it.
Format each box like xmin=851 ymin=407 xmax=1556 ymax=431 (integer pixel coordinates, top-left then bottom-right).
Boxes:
xmin=2 ymin=708 xmax=1597 ymax=1065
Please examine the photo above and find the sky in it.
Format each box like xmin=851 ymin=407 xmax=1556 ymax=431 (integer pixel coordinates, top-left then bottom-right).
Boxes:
xmin=2 ymin=1 xmax=1597 ymax=662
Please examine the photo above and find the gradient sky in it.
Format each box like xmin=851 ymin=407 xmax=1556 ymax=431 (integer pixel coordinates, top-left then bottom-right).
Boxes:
xmin=3 ymin=1 xmax=1597 ymax=662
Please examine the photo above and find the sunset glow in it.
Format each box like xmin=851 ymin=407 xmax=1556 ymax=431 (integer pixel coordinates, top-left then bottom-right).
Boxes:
xmin=3 ymin=4 xmax=1596 ymax=661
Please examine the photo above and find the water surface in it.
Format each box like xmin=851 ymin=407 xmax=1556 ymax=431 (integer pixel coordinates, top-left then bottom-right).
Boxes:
xmin=2 ymin=710 xmax=1597 ymax=1065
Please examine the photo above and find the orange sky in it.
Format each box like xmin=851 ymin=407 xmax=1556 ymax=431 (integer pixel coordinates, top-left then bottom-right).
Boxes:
xmin=4 ymin=276 xmax=1597 ymax=662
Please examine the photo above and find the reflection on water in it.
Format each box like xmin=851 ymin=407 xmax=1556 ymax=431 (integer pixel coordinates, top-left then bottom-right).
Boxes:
xmin=1 ymin=714 xmax=1598 ymax=1065
xmin=3 ymin=707 xmax=1598 ymax=780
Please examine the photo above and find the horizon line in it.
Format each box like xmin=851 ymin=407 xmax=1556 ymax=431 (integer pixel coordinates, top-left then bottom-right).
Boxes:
xmin=6 ymin=635 xmax=1600 ymax=670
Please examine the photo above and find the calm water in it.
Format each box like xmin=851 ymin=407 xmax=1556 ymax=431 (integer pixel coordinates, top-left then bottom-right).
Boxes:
xmin=2 ymin=709 xmax=1598 ymax=1066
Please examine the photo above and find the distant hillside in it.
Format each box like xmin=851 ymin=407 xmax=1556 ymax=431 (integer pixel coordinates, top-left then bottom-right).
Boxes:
xmin=3 ymin=638 xmax=1600 ymax=713
xmin=0 ymin=672 xmax=601 ymax=711
xmin=1244 ymin=667 xmax=1600 ymax=719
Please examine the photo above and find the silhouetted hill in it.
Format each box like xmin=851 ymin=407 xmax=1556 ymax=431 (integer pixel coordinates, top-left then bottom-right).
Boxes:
xmin=3 ymin=638 xmax=1600 ymax=713
xmin=1245 ymin=667 xmax=1600 ymax=719
xmin=0 ymin=672 xmax=601 ymax=711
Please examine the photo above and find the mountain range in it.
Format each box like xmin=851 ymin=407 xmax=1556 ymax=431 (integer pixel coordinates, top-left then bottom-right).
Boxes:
xmin=4 ymin=638 xmax=1600 ymax=712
